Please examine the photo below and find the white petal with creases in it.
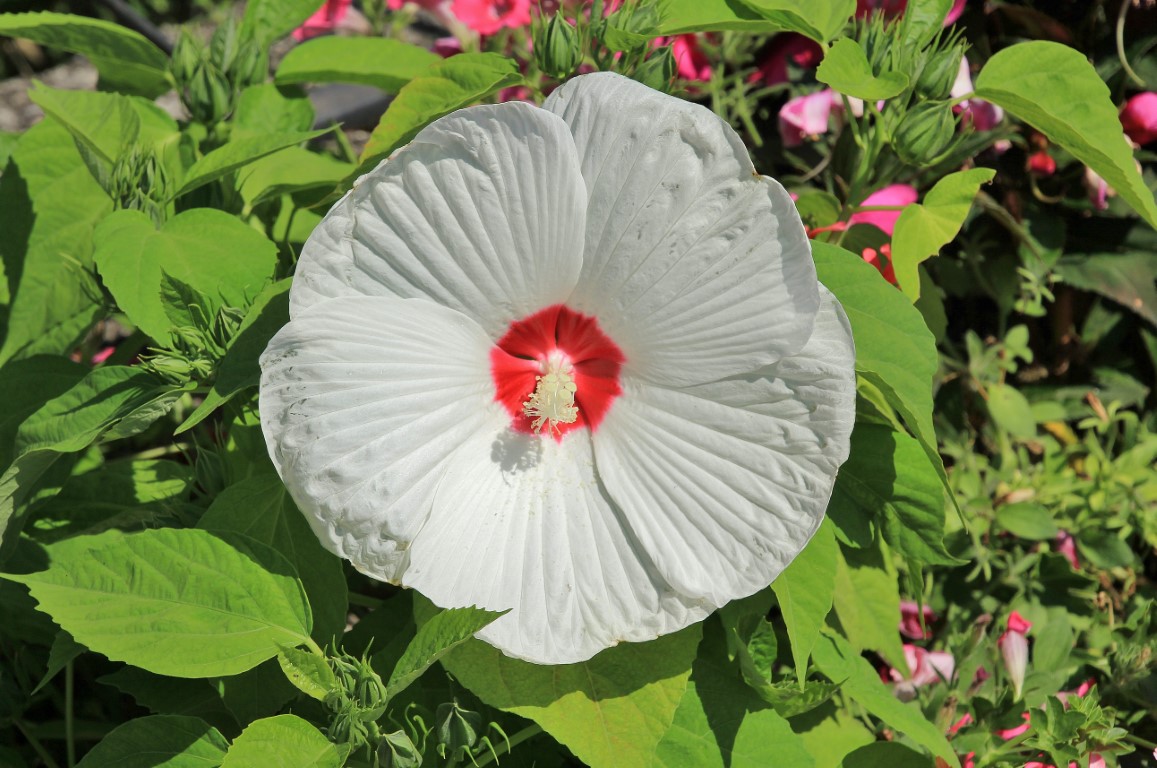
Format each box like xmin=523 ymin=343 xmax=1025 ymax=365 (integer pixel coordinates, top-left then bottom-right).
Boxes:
xmin=403 ymin=428 xmax=712 ymax=665
xmin=260 ymin=296 xmax=497 ymax=581
xmin=544 ymin=72 xmax=819 ymax=387
xmin=291 ymin=102 xmax=587 ymax=336
xmin=592 ymin=286 xmax=856 ymax=604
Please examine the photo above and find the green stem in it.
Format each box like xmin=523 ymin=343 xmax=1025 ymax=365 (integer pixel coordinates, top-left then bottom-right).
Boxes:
xmin=15 ymin=720 xmax=62 ymax=768
xmin=471 ymin=724 xmax=544 ymax=768
xmin=1116 ymin=0 xmax=1147 ymax=88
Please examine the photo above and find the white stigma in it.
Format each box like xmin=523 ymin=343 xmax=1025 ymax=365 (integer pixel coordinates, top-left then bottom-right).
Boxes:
xmin=523 ymin=354 xmax=579 ymax=435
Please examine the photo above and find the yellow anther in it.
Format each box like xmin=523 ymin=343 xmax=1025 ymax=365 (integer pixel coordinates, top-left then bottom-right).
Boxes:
xmin=523 ymin=358 xmax=579 ymax=435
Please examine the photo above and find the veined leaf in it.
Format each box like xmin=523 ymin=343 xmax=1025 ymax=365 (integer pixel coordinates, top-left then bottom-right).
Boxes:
xmin=276 ymin=37 xmax=440 ymax=92
xmin=220 ymin=715 xmax=343 ymax=768
xmin=816 ymin=38 xmax=908 ymax=100
xmin=770 ymin=518 xmax=837 ymax=682
xmin=386 ymin=603 xmax=505 ymax=702
xmin=74 ymin=715 xmax=229 ymax=768
xmin=176 ymin=130 xmax=331 ymax=197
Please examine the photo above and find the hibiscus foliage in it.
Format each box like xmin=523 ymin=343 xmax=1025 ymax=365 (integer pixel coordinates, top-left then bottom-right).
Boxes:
xmin=0 ymin=0 xmax=1155 ymax=767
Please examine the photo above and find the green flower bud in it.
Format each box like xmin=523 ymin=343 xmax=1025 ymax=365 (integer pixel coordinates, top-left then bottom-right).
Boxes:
xmin=893 ymin=102 xmax=956 ymax=165
xmin=534 ymin=12 xmax=582 ymax=79
xmin=170 ymin=31 xmax=202 ymax=88
xmin=377 ymin=730 xmax=423 ymax=768
xmin=436 ymin=702 xmax=482 ymax=757
xmin=634 ymin=46 xmax=676 ymax=93
xmin=915 ymin=46 xmax=963 ymax=101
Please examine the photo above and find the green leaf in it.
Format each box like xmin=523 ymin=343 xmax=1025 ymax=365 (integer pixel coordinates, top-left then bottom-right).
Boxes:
xmin=1 ymin=367 xmax=179 ymax=558
xmin=816 ymin=38 xmax=909 ymax=100
xmin=0 ymin=120 xmax=110 ymax=366
xmin=32 ymin=629 xmax=85 ymax=695
xmin=1055 ymin=252 xmax=1157 ymax=327
xmin=434 ymin=607 xmax=701 ymax=768
xmin=278 ymin=645 xmax=336 ymax=702
xmin=0 ymin=130 xmax=19 ymax=167
xmin=1077 ymin=529 xmax=1135 ymax=569
xmin=94 ymin=209 xmax=278 ymax=344
xmin=652 ymin=620 xmax=814 ymax=768
xmin=975 ymin=41 xmax=1157 ymax=229
xmin=242 ymin=0 xmax=336 ymax=46
xmin=840 ymin=741 xmax=935 ymax=768
xmin=197 ymin=473 xmax=347 ymax=644
xmin=387 ymin=604 xmax=505 ymax=702
xmin=176 ymin=130 xmax=331 ymax=197
xmin=771 ymin=518 xmax=837 ymax=682
xmin=0 ymin=12 xmax=169 ymax=97
xmin=832 ymin=542 xmax=907 ymax=673
xmin=74 ymin=715 xmax=229 ymax=768
xmin=220 ymin=715 xmax=343 ymax=768
xmin=233 ymin=84 xmax=315 ymax=137
xmin=736 ymin=0 xmax=854 ymax=41
xmin=177 ymin=280 xmax=291 ymax=433
xmin=1 ymin=528 xmax=312 ymax=677
xmin=994 ymin=502 xmax=1057 ymax=541
xmin=276 ymin=37 xmax=440 ymax=91
xmin=360 ymin=53 xmax=523 ymax=170
xmin=813 ymin=631 xmax=959 ymax=766
xmin=834 ymin=424 xmax=959 ymax=565
xmin=238 ymin=148 xmax=353 ymax=210
xmin=657 ymin=0 xmax=791 ymax=34
xmin=99 ymin=667 xmax=239 ymax=732
xmin=792 ymin=705 xmax=875 ymax=767
xmin=890 ymin=168 xmax=996 ymax=301
xmin=813 ymin=242 xmax=951 ymax=510
xmin=986 ymin=383 xmax=1037 ymax=438
xmin=0 ymin=357 xmax=86 ymax=469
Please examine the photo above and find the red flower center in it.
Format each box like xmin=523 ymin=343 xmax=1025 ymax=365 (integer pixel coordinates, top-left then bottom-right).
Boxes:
xmin=489 ymin=304 xmax=625 ymax=439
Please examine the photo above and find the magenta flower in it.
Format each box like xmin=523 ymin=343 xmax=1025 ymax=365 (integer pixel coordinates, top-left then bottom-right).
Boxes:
xmin=450 ymin=0 xmax=531 ymax=35
xmin=1055 ymin=530 xmax=1080 ymax=569
xmin=292 ymin=0 xmax=352 ymax=41
xmin=887 ymin=644 xmax=954 ymax=700
xmin=849 ymin=183 xmax=918 ymax=237
xmin=671 ymin=34 xmax=713 ymax=82
xmin=899 ymin=600 xmax=937 ymax=639
xmin=999 ymin=610 xmax=1032 ymax=699
xmin=751 ymin=33 xmax=822 ymax=86
xmin=1120 ymin=92 xmax=1157 ymax=146
xmin=778 ymin=90 xmax=835 ymax=147
xmin=951 ymin=57 xmax=1004 ymax=131
xmin=1027 ymin=151 xmax=1056 ymax=177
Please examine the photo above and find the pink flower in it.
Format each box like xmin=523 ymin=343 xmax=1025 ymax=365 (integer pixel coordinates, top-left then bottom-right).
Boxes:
xmin=671 ymin=34 xmax=713 ymax=82
xmin=862 ymin=244 xmax=897 ymax=285
xmin=778 ymin=90 xmax=836 ymax=147
xmin=1120 ymin=92 xmax=1157 ymax=146
xmin=450 ymin=0 xmax=531 ymax=35
xmin=995 ymin=711 xmax=1030 ymax=740
xmin=951 ymin=57 xmax=1004 ymax=131
xmin=432 ymin=36 xmax=463 ymax=57
xmin=888 ymin=644 xmax=955 ymax=700
xmin=899 ymin=600 xmax=937 ymax=639
xmin=751 ymin=33 xmax=822 ymax=86
xmin=1085 ymin=166 xmax=1112 ymax=210
xmin=1056 ymin=678 xmax=1095 ymax=707
xmin=1089 ymin=755 xmax=1106 ymax=768
xmin=1027 ymin=151 xmax=1056 ymax=177
xmin=1055 ymin=531 xmax=1080 ymax=569
xmin=292 ymin=0 xmax=352 ymax=41
xmin=856 ymin=0 xmax=966 ymax=24
xmin=999 ymin=611 xmax=1031 ymax=699
xmin=962 ymin=753 xmax=975 ymax=768
xmin=948 ymin=712 xmax=973 ymax=736
xmin=849 ymin=183 xmax=918 ymax=236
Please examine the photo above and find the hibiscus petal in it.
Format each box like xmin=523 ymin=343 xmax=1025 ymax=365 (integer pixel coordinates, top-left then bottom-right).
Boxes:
xmin=259 ymin=296 xmax=498 ymax=582
xmin=544 ymin=72 xmax=819 ymax=387
xmin=403 ymin=428 xmax=712 ymax=664
xmin=290 ymin=103 xmax=587 ymax=336
xmin=592 ymin=286 xmax=855 ymax=603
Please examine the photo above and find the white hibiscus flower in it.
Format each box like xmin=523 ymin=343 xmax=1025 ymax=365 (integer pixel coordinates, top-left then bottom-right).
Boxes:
xmin=259 ymin=72 xmax=856 ymax=665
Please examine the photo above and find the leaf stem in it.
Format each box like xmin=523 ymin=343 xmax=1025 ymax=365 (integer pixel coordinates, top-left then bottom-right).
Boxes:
xmin=1116 ymin=0 xmax=1147 ymax=88
xmin=14 ymin=720 xmax=61 ymax=768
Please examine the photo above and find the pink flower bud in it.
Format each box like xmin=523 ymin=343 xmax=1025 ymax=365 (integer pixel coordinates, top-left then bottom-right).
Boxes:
xmin=1055 ymin=530 xmax=1080 ymax=569
xmin=1027 ymin=151 xmax=1056 ymax=177
xmin=1120 ymin=92 xmax=1157 ymax=146
xmin=887 ymin=644 xmax=955 ymax=700
xmin=951 ymin=57 xmax=1004 ymax=131
xmin=998 ymin=611 xmax=1031 ymax=699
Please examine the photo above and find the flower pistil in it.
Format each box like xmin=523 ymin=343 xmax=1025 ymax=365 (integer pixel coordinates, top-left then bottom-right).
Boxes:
xmin=523 ymin=353 xmax=579 ymax=435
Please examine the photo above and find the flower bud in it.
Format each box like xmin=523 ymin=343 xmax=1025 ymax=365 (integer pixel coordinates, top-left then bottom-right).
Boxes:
xmin=893 ymin=102 xmax=955 ymax=165
xmin=436 ymin=701 xmax=482 ymax=757
xmin=634 ymin=46 xmax=676 ymax=93
xmin=916 ymin=46 xmax=964 ymax=101
xmin=170 ymin=31 xmax=202 ymax=88
xmin=377 ymin=730 xmax=423 ymax=768
xmin=998 ymin=610 xmax=1031 ymax=700
xmin=534 ymin=12 xmax=582 ymax=79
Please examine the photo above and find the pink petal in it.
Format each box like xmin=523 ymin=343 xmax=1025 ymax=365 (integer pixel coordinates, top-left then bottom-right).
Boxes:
xmin=778 ymin=90 xmax=834 ymax=147
xmin=849 ymin=183 xmax=918 ymax=237
xmin=1121 ymin=92 xmax=1157 ymax=146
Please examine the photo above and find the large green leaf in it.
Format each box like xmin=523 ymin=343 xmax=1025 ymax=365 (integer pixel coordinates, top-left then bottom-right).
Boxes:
xmin=1 ymin=528 xmax=312 ymax=677
xmin=770 ymin=519 xmax=837 ymax=682
xmin=733 ymin=0 xmax=854 ymax=41
xmin=74 ymin=715 xmax=229 ymax=768
xmin=652 ymin=620 xmax=814 ymax=768
xmin=816 ymin=38 xmax=908 ymax=100
xmin=813 ymin=632 xmax=958 ymax=766
xmin=177 ymin=280 xmax=290 ymax=433
xmin=975 ymin=41 xmax=1157 ymax=228
xmin=0 ymin=12 xmax=169 ymax=97
xmin=276 ymin=37 xmax=440 ymax=92
xmin=1054 ymin=251 xmax=1157 ymax=327
xmin=360 ymin=53 xmax=523 ymax=171
xmin=387 ymin=603 xmax=505 ymax=702
xmin=658 ymin=0 xmax=852 ymax=39
xmin=436 ymin=615 xmax=700 ymax=768
xmin=220 ymin=715 xmax=343 ymax=768
xmin=197 ymin=473 xmax=347 ymax=644
xmin=0 ymin=366 xmax=180 ymax=559
xmin=176 ymin=130 xmax=330 ymax=197
xmin=890 ymin=168 xmax=995 ymax=301
xmin=238 ymin=149 xmax=352 ymax=210
xmin=833 ymin=424 xmax=959 ymax=565
xmin=840 ymin=742 xmax=935 ymax=768
xmin=0 ymin=120 xmax=110 ymax=366
xmin=813 ymin=242 xmax=948 ymax=504
xmin=0 ymin=356 xmax=86 ymax=469
xmin=242 ymin=0 xmax=335 ymax=46
xmin=831 ymin=542 xmax=907 ymax=673
xmin=233 ymin=84 xmax=315 ymax=137
xmin=99 ymin=667 xmax=239 ymax=733
xmin=94 ymin=208 xmax=278 ymax=345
